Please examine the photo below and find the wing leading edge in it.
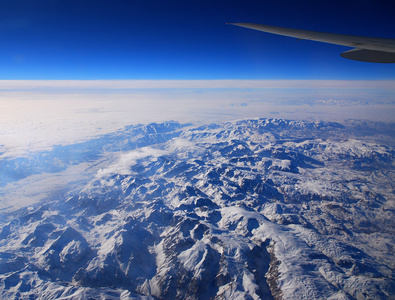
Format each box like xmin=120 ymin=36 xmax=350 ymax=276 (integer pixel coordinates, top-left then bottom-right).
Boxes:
xmin=229 ymin=23 xmax=395 ymax=63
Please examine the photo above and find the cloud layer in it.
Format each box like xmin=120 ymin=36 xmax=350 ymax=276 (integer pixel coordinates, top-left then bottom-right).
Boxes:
xmin=0 ymin=80 xmax=394 ymax=158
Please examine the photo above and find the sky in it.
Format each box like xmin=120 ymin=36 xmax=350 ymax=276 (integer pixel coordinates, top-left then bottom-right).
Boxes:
xmin=1 ymin=0 xmax=394 ymax=80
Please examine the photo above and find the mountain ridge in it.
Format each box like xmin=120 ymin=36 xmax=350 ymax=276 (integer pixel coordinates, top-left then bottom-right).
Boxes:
xmin=0 ymin=118 xmax=394 ymax=299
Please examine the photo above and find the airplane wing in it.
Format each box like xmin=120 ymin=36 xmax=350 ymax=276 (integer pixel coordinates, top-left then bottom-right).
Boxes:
xmin=229 ymin=23 xmax=395 ymax=63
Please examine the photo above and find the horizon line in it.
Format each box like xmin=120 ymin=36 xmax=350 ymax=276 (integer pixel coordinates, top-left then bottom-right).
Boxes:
xmin=1 ymin=79 xmax=395 ymax=90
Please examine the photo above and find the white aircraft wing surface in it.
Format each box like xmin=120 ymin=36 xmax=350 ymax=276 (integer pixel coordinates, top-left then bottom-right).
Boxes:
xmin=229 ymin=23 xmax=395 ymax=63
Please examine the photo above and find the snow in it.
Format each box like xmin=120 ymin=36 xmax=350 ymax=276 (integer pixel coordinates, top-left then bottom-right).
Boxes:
xmin=0 ymin=118 xmax=394 ymax=299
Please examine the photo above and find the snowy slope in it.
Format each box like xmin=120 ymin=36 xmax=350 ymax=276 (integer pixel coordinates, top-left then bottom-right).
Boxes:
xmin=0 ymin=118 xmax=394 ymax=299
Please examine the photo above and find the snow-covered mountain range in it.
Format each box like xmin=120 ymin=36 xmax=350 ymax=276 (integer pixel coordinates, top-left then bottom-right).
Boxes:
xmin=0 ymin=118 xmax=394 ymax=299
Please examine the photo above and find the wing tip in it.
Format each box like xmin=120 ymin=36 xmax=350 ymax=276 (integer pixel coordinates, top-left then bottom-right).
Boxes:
xmin=227 ymin=23 xmax=254 ymax=26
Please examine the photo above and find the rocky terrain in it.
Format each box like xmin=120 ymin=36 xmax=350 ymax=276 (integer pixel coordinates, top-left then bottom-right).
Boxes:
xmin=0 ymin=118 xmax=394 ymax=299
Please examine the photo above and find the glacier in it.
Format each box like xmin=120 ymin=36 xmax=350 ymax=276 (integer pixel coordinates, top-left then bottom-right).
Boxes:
xmin=0 ymin=118 xmax=394 ymax=299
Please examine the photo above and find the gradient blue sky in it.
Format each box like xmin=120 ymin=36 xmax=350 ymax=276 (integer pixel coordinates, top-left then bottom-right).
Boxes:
xmin=1 ymin=0 xmax=394 ymax=80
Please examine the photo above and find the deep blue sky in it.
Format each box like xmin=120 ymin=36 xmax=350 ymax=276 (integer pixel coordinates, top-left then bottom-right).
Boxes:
xmin=1 ymin=0 xmax=394 ymax=80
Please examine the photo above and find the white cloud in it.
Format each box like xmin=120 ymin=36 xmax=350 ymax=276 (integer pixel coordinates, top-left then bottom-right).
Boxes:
xmin=96 ymin=147 xmax=167 ymax=178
